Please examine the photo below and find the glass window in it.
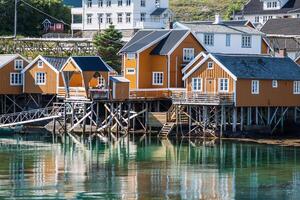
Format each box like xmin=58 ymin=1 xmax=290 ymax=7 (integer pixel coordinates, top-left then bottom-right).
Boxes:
xmin=272 ymin=80 xmax=278 ymax=88
xmin=242 ymin=35 xmax=251 ymax=48
xmin=87 ymin=0 xmax=92 ymax=7
xmin=294 ymin=81 xmax=300 ymax=94
xmin=98 ymin=14 xmax=103 ymax=24
xmin=10 ymin=73 xmax=22 ymax=85
xmin=219 ymin=78 xmax=229 ymax=92
xmin=255 ymin=16 xmax=259 ymax=23
xmin=118 ymin=0 xmax=122 ymax=6
xmin=98 ymin=0 xmax=103 ymax=7
xmin=87 ymin=14 xmax=93 ymax=24
xmin=251 ymin=80 xmax=259 ymax=94
xmin=106 ymin=13 xmax=112 ymax=24
xmin=126 ymin=13 xmax=131 ymax=23
xmin=14 ymin=59 xmax=23 ymax=70
xmin=35 ymin=72 xmax=46 ymax=85
xmin=126 ymin=0 xmax=131 ymax=6
xmin=226 ymin=34 xmax=231 ymax=47
xmin=141 ymin=0 xmax=146 ymax=7
xmin=204 ymin=33 xmax=214 ymax=46
xmin=117 ymin=13 xmax=123 ymax=23
xmin=183 ymin=48 xmax=194 ymax=62
xmin=127 ymin=53 xmax=135 ymax=60
xmin=106 ymin=0 xmax=111 ymax=7
xmin=208 ymin=62 xmax=214 ymax=69
xmin=192 ymin=78 xmax=202 ymax=91
xmin=98 ymin=75 xmax=106 ymax=88
xmin=140 ymin=13 xmax=146 ymax=22
xmin=152 ymin=72 xmax=163 ymax=85
xmin=38 ymin=60 xmax=43 ymax=68
xmin=126 ymin=68 xmax=135 ymax=75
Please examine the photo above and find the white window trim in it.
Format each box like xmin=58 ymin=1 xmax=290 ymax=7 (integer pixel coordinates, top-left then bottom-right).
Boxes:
xmin=183 ymin=48 xmax=195 ymax=62
xmin=242 ymin=35 xmax=252 ymax=48
xmin=152 ymin=72 xmax=163 ymax=86
xmin=14 ymin=59 xmax=23 ymax=70
xmin=10 ymin=73 xmax=23 ymax=86
xmin=272 ymin=80 xmax=278 ymax=88
xmin=208 ymin=62 xmax=214 ymax=70
xmin=204 ymin=33 xmax=214 ymax=46
xmin=35 ymin=72 xmax=46 ymax=85
xmin=127 ymin=53 xmax=136 ymax=60
xmin=126 ymin=68 xmax=135 ymax=75
xmin=191 ymin=78 xmax=202 ymax=91
xmin=226 ymin=34 xmax=231 ymax=47
xmin=294 ymin=81 xmax=300 ymax=94
xmin=38 ymin=60 xmax=43 ymax=68
xmin=251 ymin=80 xmax=259 ymax=94
xmin=218 ymin=78 xmax=229 ymax=93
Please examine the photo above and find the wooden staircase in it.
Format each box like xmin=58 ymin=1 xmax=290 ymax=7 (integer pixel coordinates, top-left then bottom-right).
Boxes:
xmin=158 ymin=122 xmax=175 ymax=138
xmin=167 ymin=105 xmax=188 ymax=123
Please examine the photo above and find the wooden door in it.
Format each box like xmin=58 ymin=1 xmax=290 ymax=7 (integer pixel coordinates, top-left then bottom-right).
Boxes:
xmin=205 ymin=78 xmax=216 ymax=93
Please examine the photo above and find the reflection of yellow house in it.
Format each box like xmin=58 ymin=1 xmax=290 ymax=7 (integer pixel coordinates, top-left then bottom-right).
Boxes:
xmin=22 ymin=55 xmax=67 ymax=94
xmin=60 ymin=56 xmax=113 ymax=99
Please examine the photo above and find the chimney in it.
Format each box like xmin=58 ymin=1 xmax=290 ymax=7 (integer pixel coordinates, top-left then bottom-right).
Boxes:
xmin=213 ymin=14 xmax=222 ymax=24
xmin=277 ymin=48 xmax=287 ymax=58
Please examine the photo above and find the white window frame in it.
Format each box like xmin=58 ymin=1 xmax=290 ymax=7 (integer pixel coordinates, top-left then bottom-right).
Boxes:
xmin=140 ymin=13 xmax=146 ymax=22
xmin=38 ymin=60 xmax=43 ymax=68
xmin=207 ymin=62 xmax=214 ymax=70
xmin=218 ymin=78 xmax=229 ymax=93
xmin=126 ymin=0 xmax=131 ymax=6
xmin=242 ymin=35 xmax=251 ymax=48
xmin=117 ymin=13 xmax=123 ymax=23
xmin=126 ymin=13 xmax=131 ymax=23
xmin=251 ymin=80 xmax=259 ymax=94
xmin=255 ymin=16 xmax=259 ymax=23
xmin=118 ymin=0 xmax=122 ymax=6
xmin=152 ymin=72 xmax=163 ymax=86
xmin=141 ymin=0 xmax=146 ymax=7
xmin=87 ymin=14 xmax=93 ymax=24
xmin=14 ymin=59 xmax=23 ymax=70
xmin=98 ymin=75 xmax=106 ymax=88
xmin=98 ymin=14 xmax=103 ymax=24
xmin=226 ymin=34 xmax=231 ymax=47
xmin=98 ymin=0 xmax=103 ymax=7
xmin=272 ymin=80 xmax=278 ymax=88
xmin=192 ymin=78 xmax=202 ymax=91
xmin=127 ymin=53 xmax=135 ymax=60
xmin=87 ymin=0 xmax=92 ymax=7
xmin=35 ymin=72 xmax=46 ymax=85
xmin=106 ymin=0 xmax=111 ymax=7
xmin=293 ymin=81 xmax=300 ymax=94
xmin=204 ymin=33 xmax=214 ymax=46
xmin=126 ymin=68 xmax=135 ymax=75
xmin=10 ymin=73 xmax=22 ymax=86
xmin=106 ymin=13 xmax=112 ymax=24
xmin=183 ymin=48 xmax=194 ymax=62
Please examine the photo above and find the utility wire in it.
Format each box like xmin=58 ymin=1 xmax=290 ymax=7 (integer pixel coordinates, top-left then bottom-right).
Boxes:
xmin=20 ymin=0 xmax=71 ymax=26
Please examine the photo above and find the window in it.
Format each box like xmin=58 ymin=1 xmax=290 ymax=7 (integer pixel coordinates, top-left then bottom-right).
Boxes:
xmin=10 ymin=73 xmax=22 ymax=85
xmin=140 ymin=13 xmax=146 ymax=22
xmin=87 ymin=14 xmax=93 ymax=24
xmin=155 ymin=0 xmax=160 ymax=6
xmin=126 ymin=13 xmax=131 ymax=23
xmin=192 ymin=78 xmax=202 ymax=91
xmin=117 ymin=13 xmax=123 ymax=23
xmin=98 ymin=75 xmax=106 ymax=88
xmin=226 ymin=34 xmax=231 ymax=47
xmin=272 ymin=1 xmax=277 ymax=7
xmin=263 ymin=16 xmax=268 ymax=22
xmin=141 ymin=0 xmax=146 ymax=7
xmin=35 ymin=72 xmax=46 ymax=85
xmin=152 ymin=72 xmax=163 ymax=85
xmin=268 ymin=16 xmax=273 ymax=19
xmin=255 ymin=16 xmax=259 ymax=23
xmin=272 ymin=80 xmax=278 ymax=88
xmin=118 ymin=0 xmax=122 ymax=6
xmin=251 ymin=80 xmax=259 ymax=94
xmin=106 ymin=14 xmax=112 ymax=24
xmin=106 ymin=0 xmax=111 ymax=7
xmin=126 ymin=68 xmax=135 ymax=75
xmin=219 ymin=78 xmax=229 ymax=92
xmin=14 ymin=59 xmax=23 ymax=70
xmin=208 ymin=62 xmax=214 ymax=69
xmin=98 ymin=14 xmax=103 ymax=24
xmin=267 ymin=2 xmax=272 ymax=8
xmin=98 ymin=0 xmax=103 ymax=7
xmin=294 ymin=81 xmax=300 ymax=94
xmin=38 ymin=60 xmax=43 ymax=68
xmin=87 ymin=0 xmax=92 ymax=7
xmin=242 ymin=35 xmax=251 ymax=48
xmin=183 ymin=48 xmax=194 ymax=62
xmin=204 ymin=33 xmax=214 ymax=46
xmin=127 ymin=53 xmax=135 ymax=59
xmin=126 ymin=0 xmax=131 ymax=6
xmin=297 ymin=14 xmax=300 ymax=18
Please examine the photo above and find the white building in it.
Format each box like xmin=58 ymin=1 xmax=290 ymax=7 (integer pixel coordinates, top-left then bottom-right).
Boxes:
xmin=173 ymin=15 xmax=267 ymax=55
xmin=71 ymin=0 xmax=173 ymax=39
xmin=234 ymin=0 xmax=300 ymax=28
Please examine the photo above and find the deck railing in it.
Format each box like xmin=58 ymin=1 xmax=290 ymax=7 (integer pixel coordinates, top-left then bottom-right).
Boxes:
xmin=172 ymin=91 xmax=234 ymax=105
xmin=89 ymin=89 xmax=110 ymax=100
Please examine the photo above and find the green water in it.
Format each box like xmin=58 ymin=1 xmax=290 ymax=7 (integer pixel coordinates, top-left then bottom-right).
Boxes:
xmin=0 ymin=135 xmax=300 ymax=200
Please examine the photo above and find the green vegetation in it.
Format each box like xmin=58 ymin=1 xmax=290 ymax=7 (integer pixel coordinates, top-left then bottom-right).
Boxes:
xmin=170 ymin=0 xmax=247 ymax=21
xmin=93 ymin=25 xmax=123 ymax=73
xmin=0 ymin=0 xmax=71 ymax=36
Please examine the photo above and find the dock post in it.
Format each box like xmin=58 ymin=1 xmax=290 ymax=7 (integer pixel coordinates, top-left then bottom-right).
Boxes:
xmin=267 ymin=107 xmax=271 ymax=125
xmin=188 ymin=106 xmax=191 ymax=135
xmin=294 ymin=107 xmax=298 ymax=123
xmin=220 ymin=105 xmax=224 ymax=137
xmin=255 ymin=107 xmax=259 ymax=125
xmin=83 ymin=103 xmax=87 ymax=135
xmin=247 ymin=107 xmax=252 ymax=126
xmin=240 ymin=107 xmax=244 ymax=131
xmin=127 ymin=103 xmax=131 ymax=133
xmin=145 ymin=102 xmax=149 ymax=132
xmin=90 ymin=102 xmax=94 ymax=135
xmin=203 ymin=106 xmax=208 ymax=131
xmin=281 ymin=107 xmax=284 ymax=132
xmin=232 ymin=107 xmax=237 ymax=132
xmin=176 ymin=105 xmax=178 ymax=134
xmin=96 ymin=102 xmax=99 ymax=129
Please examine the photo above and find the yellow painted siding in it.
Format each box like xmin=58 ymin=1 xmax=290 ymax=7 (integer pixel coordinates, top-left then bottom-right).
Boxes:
xmin=123 ymin=55 xmax=137 ymax=89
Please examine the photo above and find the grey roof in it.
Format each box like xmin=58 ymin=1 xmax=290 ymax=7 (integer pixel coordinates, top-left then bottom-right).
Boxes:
xmin=150 ymin=8 xmax=168 ymax=16
xmin=119 ymin=30 xmax=170 ymax=53
xmin=110 ymin=76 xmax=130 ymax=83
xmin=71 ymin=56 xmax=111 ymax=71
xmin=0 ymin=54 xmax=19 ymax=68
xmin=43 ymin=56 xmax=68 ymax=71
xmin=176 ymin=21 xmax=263 ymax=35
xmin=212 ymin=53 xmax=300 ymax=80
xmin=236 ymin=0 xmax=300 ymax=15
xmin=261 ymin=18 xmax=300 ymax=36
xmin=264 ymin=37 xmax=300 ymax=51
xmin=151 ymin=30 xmax=189 ymax=55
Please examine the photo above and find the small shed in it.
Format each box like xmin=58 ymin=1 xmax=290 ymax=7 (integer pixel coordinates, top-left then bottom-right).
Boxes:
xmin=110 ymin=76 xmax=130 ymax=100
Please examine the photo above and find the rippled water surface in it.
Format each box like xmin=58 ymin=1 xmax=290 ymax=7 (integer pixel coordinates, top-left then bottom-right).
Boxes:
xmin=0 ymin=134 xmax=300 ymax=199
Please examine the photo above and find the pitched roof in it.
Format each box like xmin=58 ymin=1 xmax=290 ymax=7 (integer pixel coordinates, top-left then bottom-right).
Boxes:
xmin=0 ymin=54 xmax=26 ymax=68
xmin=150 ymin=8 xmax=168 ymax=16
xmin=71 ymin=56 xmax=111 ymax=71
xmin=176 ymin=21 xmax=263 ymax=35
xmin=236 ymin=0 xmax=300 ymax=15
xmin=150 ymin=30 xmax=189 ymax=55
xmin=261 ymin=18 xmax=300 ymax=36
xmin=110 ymin=76 xmax=130 ymax=83
xmin=264 ymin=37 xmax=300 ymax=51
xmin=212 ymin=53 xmax=300 ymax=80
xmin=43 ymin=56 xmax=68 ymax=71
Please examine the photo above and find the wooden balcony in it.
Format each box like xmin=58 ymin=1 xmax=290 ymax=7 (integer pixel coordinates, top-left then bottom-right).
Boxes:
xmin=172 ymin=91 xmax=234 ymax=105
xmin=58 ymin=87 xmax=110 ymax=100
xmin=89 ymin=89 xmax=110 ymax=100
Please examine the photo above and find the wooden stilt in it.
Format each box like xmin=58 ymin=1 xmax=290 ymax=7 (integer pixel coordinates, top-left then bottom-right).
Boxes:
xmin=255 ymin=107 xmax=259 ymax=125
xmin=220 ymin=105 xmax=224 ymax=137
xmin=240 ymin=107 xmax=244 ymax=131
xmin=232 ymin=107 xmax=237 ymax=132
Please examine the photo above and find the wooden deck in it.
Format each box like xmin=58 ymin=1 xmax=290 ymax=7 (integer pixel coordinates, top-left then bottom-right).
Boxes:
xmin=171 ymin=92 xmax=234 ymax=105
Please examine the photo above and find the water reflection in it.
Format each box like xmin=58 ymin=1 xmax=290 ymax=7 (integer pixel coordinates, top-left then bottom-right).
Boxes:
xmin=0 ymin=135 xmax=299 ymax=199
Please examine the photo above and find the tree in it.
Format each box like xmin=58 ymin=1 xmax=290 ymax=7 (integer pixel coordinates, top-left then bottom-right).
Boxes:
xmin=0 ymin=0 xmax=71 ymax=36
xmin=93 ymin=25 xmax=123 ymax=73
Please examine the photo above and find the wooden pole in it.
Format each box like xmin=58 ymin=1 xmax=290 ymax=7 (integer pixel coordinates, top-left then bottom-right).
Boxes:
xmin=220 ymin=105 xmax=224 ymax=137
xmin=240 ymin=107 xmax=244 ymax=131
xmin=232 ymin=107 xmax=237 ymax=132
xmin=255 ymin=107 xmax=259 ymax=125
xmin=267 ymin=107 xmax=271 ymax=125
